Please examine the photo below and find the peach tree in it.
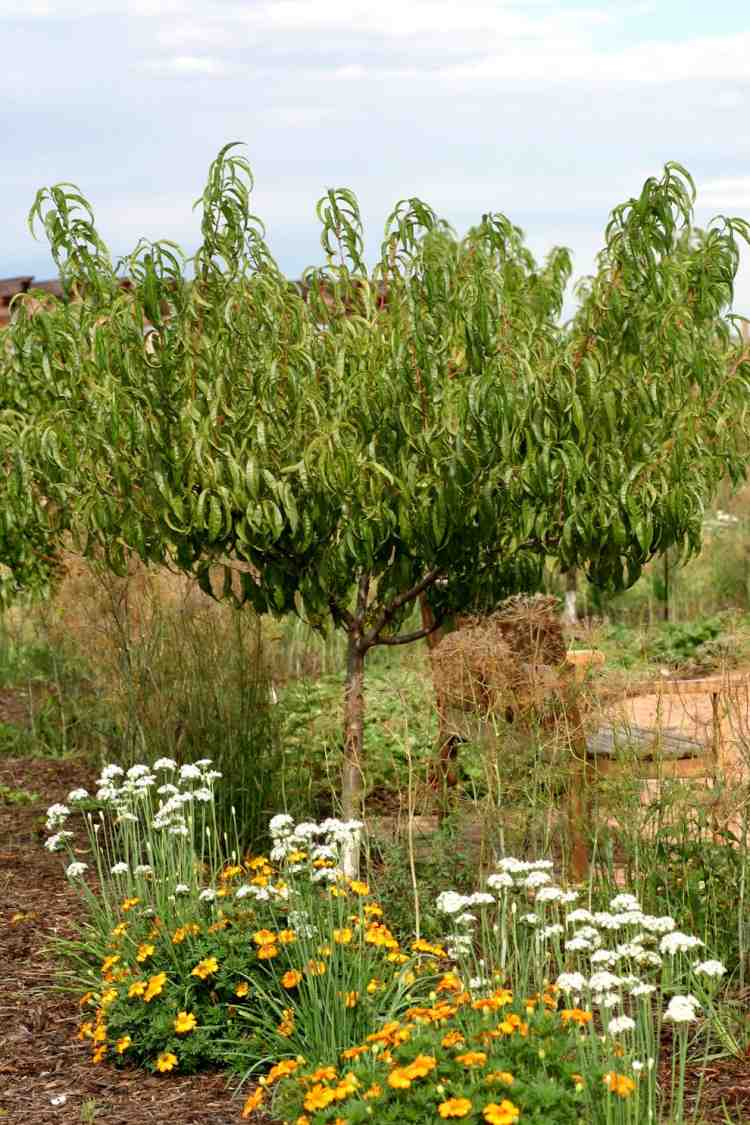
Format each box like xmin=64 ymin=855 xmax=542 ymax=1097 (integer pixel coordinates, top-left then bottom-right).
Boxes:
xmin=7 ymin=145 xmax=750 ymax=866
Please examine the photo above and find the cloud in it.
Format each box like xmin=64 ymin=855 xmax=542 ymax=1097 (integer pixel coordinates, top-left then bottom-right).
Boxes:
xmin=698 ymin=177 xmax=750 ymax=211
xmin=139 ymin=54 xmax=233 ymax=78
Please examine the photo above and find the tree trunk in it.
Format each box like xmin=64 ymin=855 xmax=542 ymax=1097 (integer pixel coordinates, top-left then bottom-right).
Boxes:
xmin=563 ymin=568 xmax=578 ymax=626
xmin=341 ymin=630 xmax=366 ymax=877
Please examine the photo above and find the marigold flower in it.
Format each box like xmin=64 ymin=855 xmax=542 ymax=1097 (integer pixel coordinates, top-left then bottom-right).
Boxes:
xmin=411 ymin=938 xmax=447 ymax=957
xmin=486 ymin=1072 xmax=514 ymax=1087
xmin=235 ymin=981 xmax=250 ymax=997
xmin=363 ymin=903 xmax=383 ymax=916
xmin=405 ymin=1054 xmax=437 ymax=1079
xmin=439 ymin=1097 xmax=473 ymax=1118
xmin=457 ymin=1050 xmax=488 ymax=1068
xmin=366 ymin=978 xmax=382 ymax=994
xmin=341 ymin=1044 xmax=369 ymax=1060
xmin=310 ymin=1065 xmax=338 ymax=1082
xmin=343 ymin=991 xmax=358 ymax=1008
xmin=387 ymin=1067 xmax=412 ymax=1089
xmin=282 ymin=969 xmax=303 ymax=989
xmin=603 ymin=1072 xmax=635 ymax=1098
xmin=257 ymin=945 xmax=279 ymax=960
xmin=241 ymin=1088 xmax=264 ymax=1117
xmin=155 ymin=1050 xmax=178 ymax=1073
xmin=333 ymin=928 xmax=353 ymax=944
xmin=136 ymin=942 xmax=155 ymax=963
xmin=561 ymin=1008 xmax=593 ymax=1026
xmin=349 ymin=880 xmax=369 ymax=896
xmin=303 ymin=1084 xmax=337 ymax=1111
xmin=483 ymin=1101 xmax=520 ymax=1124
xmin=191 ymin=957 xmax=218 ymax=980
xmin=442 ymin=1030 xmax=465 ymax=1048
xmin=99 ymin=988 xmax=118 ymax=1008
xmin=278 ymin=929 xmax=296 ymax=944
xmin=101 ymin=955 xmax=120 ymax=975
xmin=120 ymin=897 xmax=140 ymax=913
xmin=266 ymin=1059 xmax=300 ymax=1084
xmin=253 ymin=929 xmax=277 ymax=946
xmin=91 ymin=1044 xmax=107 ymax=1065
xmin=128 ymin=980 xmax=147 ymax=999
xmin=110 ymin=923 xmax=128 ymax=939
xmin=278 ymin=1008 xmax=295 ymax=1036
xmin=174 ymin=1010 xmax=198 ymax=1034
xmin=363 ymin=1083 xmax=382 ymax=1100
xmin=305 ymin=959 xmax=327 ymax=976
xmin=115 ymin=1035 xmax=132 ymax=1054
xmin=144 ymin=972 xmax=168 ymax=1002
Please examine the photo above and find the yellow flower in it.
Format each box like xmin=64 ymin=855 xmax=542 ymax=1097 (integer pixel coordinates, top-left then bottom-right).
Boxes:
xmin=442 ymin=1030 xmax=465 ymax=1048
xmin=128 ymin=980 xmax=147 ymax=999
xmin=207 ymin=918 xmax=229 ymax=933
xmin=235 ymin=981 xmax=250 ymax=997
xmin=246 ymin=855 xmax=270 ymax=870
xmin=257 ymin=945 xmax=279 ymax=960
xmin=309 ymin=1066 xmax=337 ymax=1082
xmin=405 ymin=1055 xmax=437 ymax=1079
xmin=120 ymin=897 xmax=140 ymax=913
xmin=456 ymin=1050 xmax=488 ymax=1068
xmin=303 ymin=1084 xmax=337 ymax=1112
xmin=341 ymin=1045 xmax=369 ymax=1060
xmin=155 ymin=1050 xmax=178 ymax=1073
xmin=349 ymin=880 xmax=370 ymax=895
xmin=486 ymin=1072 xmax=514 ymax=1088
xmin=305 ymin=959 xmax=327 ymax=977
xmin=252 ymin=929 xmax=277 ymax=946
xmin=220 ymin=864 xmax=244 ymax=881
xmin=101 ymin=955 xmax=120 ymax=975
xmin=363 ymin=1083 xmax=382 ymax=1100
xmin=136 ymin=942 xmax=155 ymax=963
xmin=366 ymin=978 xmax=382 ymax=994
xmin=174 ymin=1010 xmax=198 ymax=1034
xmin=144 ymin=972 xmax=167 ymax=1002
xmin=281 ymin=969 xmax=303 ymax=989
xmin=439 ymin=1097 xmax=473 ymax=1118
xmin=483 ymin=1101 xmax=520 ymax=1124
xmin=561 ymin=1007 xmax=593 ymax=1026
xmin=603 ymin=1072 xmax=636 ymax=1098
xmin=363 ymin=903 xmax=383 ymax=916
xmin=343 ymin=990 xmax=358 ymax=1008
xmin=191 ymin=957 xmax=218 ymax=980
xmin=278 ymin=1008 xmax=295 ymax=1036
xmin=265 ymin=1059 xmax=300 ymax=1084
xmin=171 ymin=922 xmax=200 ymax=944
xmin=333 ymin=928 xmax=353 ymax=944
xmin=99 ymin=988 xmax=118 ymax=1009
xmin=241 ymin=1088 xmax=264 ymax=1117
xmin=278 ymin=929 xmax=296 ymax=944
xmin=110 ymin=922 xmax=128 ymax=939
xmin=115 ymin=1035 xmax=132 ymax=1054
xmin=387 ymin=1067 xmax=412 ymax=1090
xmin=91 ymin=1044 xmax=107 ymax=1065
xmin=411 ymin=938 xmax=447 ymax=957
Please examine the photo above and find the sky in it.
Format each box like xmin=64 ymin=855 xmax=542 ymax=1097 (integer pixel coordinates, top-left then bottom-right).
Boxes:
xmin=2 ymin=0 xmax=750 ymax=317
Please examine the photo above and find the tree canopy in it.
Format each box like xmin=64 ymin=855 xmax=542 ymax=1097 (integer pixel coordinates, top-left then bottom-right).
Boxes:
xmin=2 ymin=145 xmax=749 ymax=860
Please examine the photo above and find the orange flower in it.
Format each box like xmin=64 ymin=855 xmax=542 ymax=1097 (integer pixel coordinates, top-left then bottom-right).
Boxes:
xmin=603 ymin=1072 xmax=635 ymax=1098
xmin=101 ymin=955 xmax=120 ymax=974
xmin=486 ymin=1072 xmax=514 ymax=1087
xmin=278 ymin=929 xmax=296 ymax=944
xmin=561 ymin=1008 xmax=593 ymax=1026
xmin=253 ymin=929 xmax=277 ymax=946
xmin=257 ymin=945 xmax=279 ymax=960
xmin=483 ymin=1101 xmax=520 ymax=1124
xmin=442 ymin=1030 xmax=465 ymax=1048
xmin=265 ymin=1058 xmax=300 ymax=1084
xmin=333 ymin=928 xmax=353 ymax=944
xmin=363 ymin=1082 xmax=382 ymax=1100
xmin=456 ymin=1050 xmax=488 ymax=1068
xmin=303 ymin=1084 xmax=337 ymax=1112
xmin=115 ymin=1035 xmax=131 ymax=1054
xmin=236 ymin=981 xmax=250 ymax=997
xmin=343 ymin=991 xmax=358 ymax=1008
xmin=136 ymin=942 xmax=155 ymax=963
xmin=128 ymin=980 xmax=146 ymax=999
xmin=241 ymin=1088 xmax=264 ymax=1118
xmin=143 ymin=972 xmax=167 ymax=1002
xmin=278 ymin=1008 xmax=295 ymax=1036
xmin=305 ymin=959 xmax=327 ymax=977
xmin=438 ymin=1098 xmax=473 ymax=1118
xmin=341 ymin=1044 xmax=369 ymax=1060
xmin=191 ymin=957 xmax=218 ymax=980
xmin=387 ymin=1067 xmax=413 ymax=1090
xmin=405 ymin=1055 xmax=437 ymax=1079
xmin=281 ymin=969 xmax=303 ymax=989
xmin=120 ymin=897 xmax=140 ymax=913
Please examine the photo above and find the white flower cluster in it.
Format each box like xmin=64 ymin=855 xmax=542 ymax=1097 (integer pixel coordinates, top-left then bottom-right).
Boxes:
xmin=267 ymin=814 xmax=363 ymax=883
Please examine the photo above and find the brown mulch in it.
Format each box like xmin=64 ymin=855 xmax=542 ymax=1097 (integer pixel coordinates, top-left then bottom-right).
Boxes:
xmin=0 ymin=755 xmax=271 ymax=1125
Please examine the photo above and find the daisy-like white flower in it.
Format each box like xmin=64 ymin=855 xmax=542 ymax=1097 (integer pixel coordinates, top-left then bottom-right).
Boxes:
xmin=67 ymin=788 xmax=89 ymax=802
xmin=524 ymin=871 xmax=551 ymax=889
xmin=199 ymin=888 xmax=216 ymax=902
xmin=269 ymin=813 xmax=294 ymax=836
xmin=536 ymin=886 xmax=563 ymax=903
xmin=436 ymin=891 xmax=470 ymax=915
xmin=153 ymin=757 xmax=177 ymax=770
xmin=179 ymin=763 xmax=202 ymax=781
xmin=566 ymin=909 xmax=594 ymax=924
xmin=110 ymin=862 xmax=130 ymax=875
xmin=664 ymin=994 xmax=701 ymax=1023
xmin=45 ymin=831 xmax=74 ymax=851
xmin=66 ymin=861 xmax=88 ymax=878
xmin=588 ymin=971 xmax=621 ymax=993
xmin=565 ymin=937 xmax=593 ymax=953
xmin=45 ymin=803 xmax=70 ymax=829
xmin=630 ymin=982 xmax=657 ymax=997
xmin=641 ymin=915 xmax=676 ymax=934
xmin=487 ymin=872 xmax=514 ymax=890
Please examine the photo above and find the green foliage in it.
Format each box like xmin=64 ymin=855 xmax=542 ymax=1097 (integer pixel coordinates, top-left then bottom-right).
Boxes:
xmin=645 ymin=616 xmax=726 ymax=668
xmin=0 ymin=781 xmax=39 ymax=804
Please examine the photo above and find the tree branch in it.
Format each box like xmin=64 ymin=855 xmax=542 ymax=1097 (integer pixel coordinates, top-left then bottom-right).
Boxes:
xmin=363 ymin=567 xmax=443 ymax=647
xmin=373 ymin=615 xmax=446 ymax=647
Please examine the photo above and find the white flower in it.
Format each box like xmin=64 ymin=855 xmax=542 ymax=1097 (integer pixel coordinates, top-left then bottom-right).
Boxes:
xmin=572 ymin=925 xmax=601 ymax=945
xmin=597 ymin=991 xmax=621 ymax=1009
xmin=565 ymin=936 xmax=593 ymax=953
xmin=538 ymin=923 xmax=564 ymax=940
xmin=194 ymin=758 xmax=213 ymax=767
xmin=199 ymin=888 xmax=216 ymax=902
xmin=560 ymin=890 xmax=580 ymax=904
xmin=174 ymin=883 xmax=190 ymax=895
xmin=588 ymin=971 xmax=621 ymax=993
xmin=693 ymin=960 xmax=726 ymax=979
xmin=65 ymin=861 xmax=88 ymax=878
xmin=193 ymin=788 xmax=213 ymax=803
xmin=436 ymin=891 xmax=470 ymax=915
xmin=179 ymin=763 xmax=202 ymax=781
xmin=530 ymin=860 xmax=555 ymax=871
xmin=168 ymin=822 xmax=189 ymax=837
xmin=310 ymin=844 xmax=337 ymax=861
xmin=590 ymin=949 xmax=619 ymax=967
xmin=203 ymin=769 xmax=222 ymax=782
xmin=455 ymin=912 xmax=478 ymax=927
xmin=520 ymin=913 xmax=539 ymax=925
xmin=610 ymin=893 xmax=641 ymax=913
xmin=616 ymin=942 xmax=645 ymax=959
xmin=496 ymin=857 xmax=532 ymax=874
xmin=311 ymin=866 xmax=340 ymax=883
xmin=100 ymin=764 xmax=124 ymax=780
xmin=593 ymin=911 xmax=621 ymax=930
xmin=269 ymin=813 xmax=295 ymax=836
xmin=468 ymin=892 xmax=495 ymax=907
xmin=293 ymin=821 xmax=320 ymax=838
xmin=636 ymin=951 xmax=663 ymax=968
xmin=664 ymin=994 xmax=701 ymax=1023
xmin=632 ymin=1060 xmax=644 ymax=1073
xmin=536 ymin=886 xmax=563 ymax=903
xmin=556 ymin=971 xmax=586 ymax=994
xmin=641 ymin=915 xmax=676 ymax=934
xmin=524 ymin=870 xmax=552 ymax=889
xmin=608 ymin=1015 xmax=636 ymax=1035
xmin=126 ymin=764 xmax=152 ymax=780
xmin=630 ymin=982 xmax=657 ymax=998
xmin=67 ymin=788 xmax=89 ymax=802
xmin=660 ymin=932 xmax=704 ymax=956
xmin=134 ymin=864 xmax=153 ymax=876
xmin=153 ymin=757 xmax=177 ymax=770
xmin=96 ymin=786 xmax=119 ymax=801
xmin=45 ymin=803 xmax=70 ymax=828
xmin=45 ymin=831 xmax=74 ymax=851
xmin=110 ymin=862 xmax=129 ymax=875
xmin=566 ymin=908 xmax=594 ymax=925
xmin=487 ymin=873 xmax=514 ymax=890
xmin=446 ymin=934 xmax=473 ymax=957
xmin=469 ymin=976 xmax=492 ymax=992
